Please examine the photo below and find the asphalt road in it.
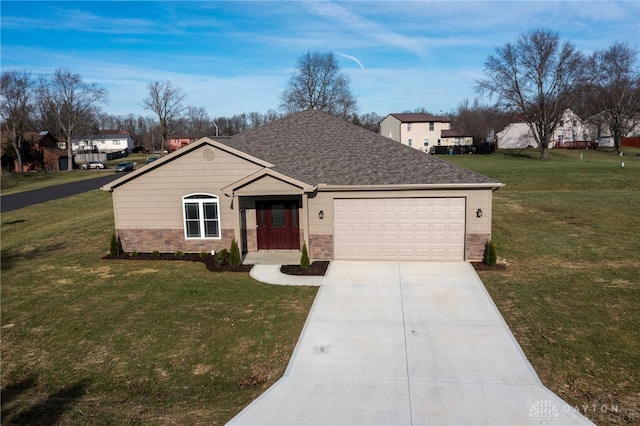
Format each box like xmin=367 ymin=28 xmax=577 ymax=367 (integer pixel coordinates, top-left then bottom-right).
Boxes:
xmin=1 ymin=173 xmax=124 ymax=213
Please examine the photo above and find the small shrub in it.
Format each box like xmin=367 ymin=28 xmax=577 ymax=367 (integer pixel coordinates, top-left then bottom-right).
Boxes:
xmin=199 ymin=251 xmax=209 ymax=261
xmin=109 ymin=232 xmax=120 ymax=256
xmin=228 ymin=239 xmax=241 ymax=268
xmin=300 ymin=242 xmax=310 ymax=270
xmin=215 ymin=249 xmax=229 ymax=267
xmin=174 ymin=251 xmax=185 ymax=259
xmin=129 ymin=251 xmax=138 ymax=258
xmin=483 ymin=240 xmax=497 ymax=266
xmin=151 ymin=251 xmax=160 ymax=259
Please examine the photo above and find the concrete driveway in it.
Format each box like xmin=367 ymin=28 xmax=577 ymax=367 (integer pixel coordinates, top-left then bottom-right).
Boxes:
xmin=229 ymin=261 xmax=592 ymax=425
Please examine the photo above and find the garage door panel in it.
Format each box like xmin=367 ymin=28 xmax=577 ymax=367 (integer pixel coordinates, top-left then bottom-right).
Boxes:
xmin=334 ymin=198 xmax=465 ymax=261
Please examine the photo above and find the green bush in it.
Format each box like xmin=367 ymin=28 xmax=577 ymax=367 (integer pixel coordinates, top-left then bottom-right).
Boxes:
xmin=151 ymin=251 xmax=160 ymax=259
xmin=483 ymin=240 xmax=497 ymax=266
xmin=109 ymin=232 xmax=120 ymax=256
xmin=228 ymin=239 xmax=241 ymax=268
xmin=174 ymin=251 xmax=185 ymax=259
xmin=199 ymin=251 xmax=209 ymax=261
xmin=214 ymin=249 xmax=229 ymax=267
xmin=129 ymin=251 xmax=138 ymax=258
xmin=300 ymin=242 xmax=310 ymax=270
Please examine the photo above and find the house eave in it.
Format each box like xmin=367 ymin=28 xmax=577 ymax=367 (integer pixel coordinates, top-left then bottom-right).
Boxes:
xmin=316 ymin=182 xmax=505 ymax=192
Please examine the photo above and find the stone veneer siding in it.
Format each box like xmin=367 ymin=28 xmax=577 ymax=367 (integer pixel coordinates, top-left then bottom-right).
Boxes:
xmin=309 ymin=234 xmax=333 ymax=260
xmin=465 ymin=233 xmax=490 ymax=261
xmin=245 ymin=228 xmax=257 ymax=252
xmin=117 ymin=228 xmax=235 ymax=253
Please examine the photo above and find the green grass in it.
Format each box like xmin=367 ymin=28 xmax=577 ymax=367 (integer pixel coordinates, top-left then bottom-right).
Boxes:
xmin=2 ymin=147 xmax=639 ymax=424
xmin=1 ymin=191 xmax=317 ymax=424
xmin=443 ymin=148 xmax=640 ymax=425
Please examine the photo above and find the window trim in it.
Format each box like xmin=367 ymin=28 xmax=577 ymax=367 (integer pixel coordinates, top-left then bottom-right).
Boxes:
xmin=182 ymin=193 xmax=221 ymax=239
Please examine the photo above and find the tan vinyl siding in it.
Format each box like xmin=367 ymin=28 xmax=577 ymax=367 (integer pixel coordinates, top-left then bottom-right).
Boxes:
xmin=113 ymin=146 xmax=262 ymax=230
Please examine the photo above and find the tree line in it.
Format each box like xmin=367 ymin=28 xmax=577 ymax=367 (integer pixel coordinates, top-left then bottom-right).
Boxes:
xmin=2 ymin=28 xmax=638 ymax=172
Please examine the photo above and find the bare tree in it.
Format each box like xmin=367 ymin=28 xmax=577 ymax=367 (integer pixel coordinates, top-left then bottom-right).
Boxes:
xmin=452 ymin=99 xmax=512 ymax=144
xmin=476 ymin=29 xmax=593 ymax=160
xmin=37 ymin=67 xmax=108 ymax=170
xmin=181 ymin=106 xmax=211 ymax=136
xmin=280 ymin=51 xmax=358 ymax=119
xmin=591 ymin=42 xmax=640 ymax=153
xmin=1 ymin=70 xmax=35 ymax=173
xmin=141 ymin=81 xmax=186 ymax=155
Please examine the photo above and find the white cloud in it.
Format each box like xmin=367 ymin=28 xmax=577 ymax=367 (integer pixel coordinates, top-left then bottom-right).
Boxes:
xmin=305 ymin=1 xmax=429 ymax=57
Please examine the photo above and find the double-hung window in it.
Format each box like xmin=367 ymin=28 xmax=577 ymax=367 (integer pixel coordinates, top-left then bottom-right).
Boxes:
xmin=182 ymin=194 xmax=220 ymax=239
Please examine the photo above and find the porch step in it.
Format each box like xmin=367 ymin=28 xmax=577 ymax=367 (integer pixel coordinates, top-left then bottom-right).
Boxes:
xmin=243 ymin=250 xmax=301 ymax=265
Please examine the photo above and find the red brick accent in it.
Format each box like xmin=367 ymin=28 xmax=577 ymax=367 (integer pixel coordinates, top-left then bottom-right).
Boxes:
xmin=465 ymin=233 xmax=490 ymax=261
xmin=309 ymin=234 xmax=333 ymax=260
xmin=117 ymin=228 xmax=235 ymax=253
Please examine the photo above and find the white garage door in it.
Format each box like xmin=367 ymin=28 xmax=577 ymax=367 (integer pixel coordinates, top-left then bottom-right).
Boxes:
xmin=334 ymin=198 xmax=465 ymax=260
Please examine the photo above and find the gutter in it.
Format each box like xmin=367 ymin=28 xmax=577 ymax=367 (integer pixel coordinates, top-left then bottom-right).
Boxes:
xmin=316 ymin=182 xmax=505 ymax=191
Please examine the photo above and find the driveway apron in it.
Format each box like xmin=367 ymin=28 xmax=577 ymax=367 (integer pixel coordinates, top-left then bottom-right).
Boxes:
xmin=228 ymin=261 xmax=592 ymax=425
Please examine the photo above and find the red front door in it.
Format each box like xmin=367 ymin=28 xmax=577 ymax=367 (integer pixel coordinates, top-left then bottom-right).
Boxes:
xmin=256 ymin=201 xmax=300 ymax=250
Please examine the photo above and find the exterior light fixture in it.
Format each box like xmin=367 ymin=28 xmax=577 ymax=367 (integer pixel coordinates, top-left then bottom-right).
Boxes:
xmin=319 ymin=210 xmax=324 ymax=220
xmin=476 ymin=208 xmax=483 ymax=218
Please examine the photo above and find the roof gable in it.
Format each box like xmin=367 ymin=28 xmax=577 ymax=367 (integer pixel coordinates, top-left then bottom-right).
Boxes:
xmin=101 ymin=138 xmax=273 ymax=191
xmin=223 ymin=169 xmax=314 ymax=196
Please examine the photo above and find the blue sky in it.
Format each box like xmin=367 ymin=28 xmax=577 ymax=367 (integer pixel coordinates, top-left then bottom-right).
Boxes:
xmin=2 ymin=1 xmax=639 ymax=119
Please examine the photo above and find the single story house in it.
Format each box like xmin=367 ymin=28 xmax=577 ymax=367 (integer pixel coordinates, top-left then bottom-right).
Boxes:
xmin=102 ymin=110 xmax=503 ymax=262
xmin=440 ymin=128 xmax=474 ymax=147
xmin=379 ymin=113 xmax=457 ymax=152
xmin=71 ymin=130 xmax=134 ymax=153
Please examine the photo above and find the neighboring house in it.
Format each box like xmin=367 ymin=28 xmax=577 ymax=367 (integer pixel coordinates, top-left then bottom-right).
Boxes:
xmin=0 ymin=131 xmax=68 ymax=171
xmin=585 ymin=112 xmax=640 ymax=148
xmin=167 ymin=135 xmax=199 ymax=152
xmin=496 ymin=122 xmax=537 ymax=149
xmin=441 ymin=128 xmax=474 ymax=147
xmin=71 ymin=130 xmax=134 ymax=153
xmin=379 ymin=113 xmax=456 ymax=152
xmin=496 ymin=109 xmax=590 ymax=149
xmin=102 ymin=110 xmax=503 ymax=262
xmin=36 ymin=131 xmax=69 ymax=171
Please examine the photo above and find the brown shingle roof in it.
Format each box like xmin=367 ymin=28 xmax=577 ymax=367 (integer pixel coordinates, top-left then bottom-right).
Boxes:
xmin=226 ymin=109 xmax=499 ymax=186
xmin=441 ymin=128 xmax=472 ymax=138
xmin=388 ymin=113 xmax=450 ymax=123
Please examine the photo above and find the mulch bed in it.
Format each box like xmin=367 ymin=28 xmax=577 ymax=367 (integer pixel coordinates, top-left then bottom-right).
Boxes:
xmin=280 ymin=261 xmax=330 ymax=276
xmin=104 ymin=254 xmax=495 ymax=275
xmin=471 ymin=262 xmax=507 ymax=271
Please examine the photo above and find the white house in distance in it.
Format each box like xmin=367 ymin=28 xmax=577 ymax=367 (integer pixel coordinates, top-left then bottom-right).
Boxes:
xmin=380 ymin=113 xmax=473 ymax=152
xmin=71 ymin=130 xmax=134 ymax=153
xmin=585 ymin=111 xmax=640 ymax=148
xmin=496 ymin=109 xmax=591 ymax=149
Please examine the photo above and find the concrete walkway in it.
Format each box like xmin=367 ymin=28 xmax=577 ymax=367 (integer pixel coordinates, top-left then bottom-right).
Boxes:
xmin=229 ymin=261 xmax=593 ymax=425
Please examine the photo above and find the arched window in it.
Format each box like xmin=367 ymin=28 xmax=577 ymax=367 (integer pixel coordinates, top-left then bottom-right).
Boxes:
xmin=182 ymin=194 xmax=220 ymax=239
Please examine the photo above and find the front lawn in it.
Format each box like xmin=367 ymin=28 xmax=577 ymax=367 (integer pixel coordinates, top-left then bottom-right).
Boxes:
xmin=1 ymin=191 xmax=317 ymax=424
xmin=444 ymin=148 xmax=640 ymax=424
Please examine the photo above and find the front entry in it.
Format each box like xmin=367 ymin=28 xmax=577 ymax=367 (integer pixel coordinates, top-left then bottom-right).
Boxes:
xmin=256 ymin=201 xmax=300 ymax=250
